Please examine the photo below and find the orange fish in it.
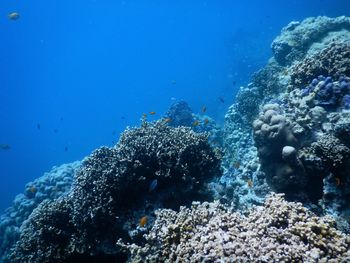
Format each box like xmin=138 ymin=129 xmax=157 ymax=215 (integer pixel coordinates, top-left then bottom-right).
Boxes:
xmin=201 ymin=106 xmax=207 ymax=113
xmin=192 ymin=120 xmax=200 ymax=126
xmin=149 ymin=111 xmax=156 ymax=115
xmin=204 ymin=118 xmax=209 ymax=125
xmin=8 ymin=12 xmax=20 ymax=20
xmin=139 ymin=216 xmax=148 ymax=227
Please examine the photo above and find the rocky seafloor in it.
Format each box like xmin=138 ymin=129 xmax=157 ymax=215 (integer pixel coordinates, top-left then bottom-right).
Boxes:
xmin=1 ymin=16 xmax=350 ymax=262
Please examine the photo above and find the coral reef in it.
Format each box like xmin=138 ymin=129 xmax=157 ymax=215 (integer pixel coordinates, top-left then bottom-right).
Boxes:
xmin=223 ymin=16 xmax=350 ymax=215
xmin=3 ymin=15 xmax=350 ymax=263
xmin=0 ymin=161 xmax=80 ymax=263
xmin=9 ymin=121 xmax=221 ymax=262
xmin=126 ymin=193 xmax=350 ymax=262
xmin=272 ymin=16 xmax=350 ymax=65
xmin=251 ymin=75 xmax=350 ymax=229
xmin=291 ymin=42 xmax=350 ymax=88
xmin=164 ymin=100 xmax=194 ymax=127
xmin=253 ymin=103 xmax=307 ymax=194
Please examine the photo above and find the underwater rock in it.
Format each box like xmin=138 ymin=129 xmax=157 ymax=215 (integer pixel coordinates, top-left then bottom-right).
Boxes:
xmin=125 ymin=193 xmax=350 ymax=262
xmin=9 ymin=121 xmax=222 ymax=262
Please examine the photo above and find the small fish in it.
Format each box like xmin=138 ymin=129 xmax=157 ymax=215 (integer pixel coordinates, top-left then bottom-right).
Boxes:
xmin=29 ymin=186 xmax=37 ymax=194
xmin=164 ymin=118 xmax=172 ymax=123
xmin=139 ymin=216 xmax=148 ymax=227
xmin=60 ymin=117 xmax=64 ymax=121
xmin=232 ymin=81 xmax=236 ymax=86
xmin=64 ymin=146 xmax=68 ymax=152
xmin=149 ymin=179 xmax=158 ymax=192
xmin=0 ymin=144 xmax=11 ymax=150
xmin=192 ymin=120 xmax=200 ymax=126
xmin=247 ymin=179 xmax=253 ymax=188
xmin=8 ymin=12 xmax=20 ymax=20
xmin=204 ymin=118 xmax=209 ymax=125
xmin=171 ymin=80 xmax=177 ymax=85
xmin=335 ymin=177 xmax=342 ymax=187
xmin=37 ymin=124 xmax=41 ymax=130
xmin=121 ymin=116 xmax=126 ymax=120
xmin=201 ymin=106 xmax=207 ymax=113
xmin=149 ymin=111 xmax=156 ymax=115
xmin=218 ymin=97 xmax=225 ymax=103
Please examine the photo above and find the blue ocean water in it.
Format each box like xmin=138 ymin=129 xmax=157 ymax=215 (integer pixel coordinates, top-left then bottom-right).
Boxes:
xmin=0 ymin=0 xmax=349 ymax=214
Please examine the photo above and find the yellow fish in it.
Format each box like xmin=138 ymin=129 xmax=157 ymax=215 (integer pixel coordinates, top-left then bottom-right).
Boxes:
xmin=8 ymin=12 xmax=20 ymax=20
xmin=139 ymin=216 xmax=148 ymax=227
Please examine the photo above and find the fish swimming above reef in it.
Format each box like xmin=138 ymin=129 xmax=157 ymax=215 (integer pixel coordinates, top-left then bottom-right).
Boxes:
xmin=139 ymin=216 xmax=148 ymax=227
xmin=0 ymin=144 xmax=11 ymax=150
xmin=8 ymin=12 xmax=20 ymax=20
xmin=149 ymin=111 xmax=156 ymax=115
xmin=201 ymin=106 xmax=207 ymax=113
xmin=218 ymin=97 xmax=225 ymax=103
xmin=149 ymin=179 xmax=158 ymax=192
xmin=37 ymin=124 xmax=41 ymax=130
xmin=192 ymin=120 xmax=200 ymax=126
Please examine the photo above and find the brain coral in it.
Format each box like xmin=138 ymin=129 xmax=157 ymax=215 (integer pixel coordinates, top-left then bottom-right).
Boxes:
xmin=126 ymin=193 xmax=350 ymax=262
xmin=10 ymin=121 xmax=222 ymax=262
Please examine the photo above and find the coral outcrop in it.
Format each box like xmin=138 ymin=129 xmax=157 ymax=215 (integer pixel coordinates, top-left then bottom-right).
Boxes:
xmin=9 ymin=121 xmax=221 ymax=262
xmin=291 ymin=42 xmax=350 ymax=88
xmin=223 ymin=16 xmax=350 ymax=216
xmin=164 ymin=100 xmax=194 ymax=127
xmin=126 ymin=194 xmax=350 ymax=262
xmin=0 ymin=161 xmax=80 ymax=263
xmin=272 ymin=16 xmax=350 ymax=66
